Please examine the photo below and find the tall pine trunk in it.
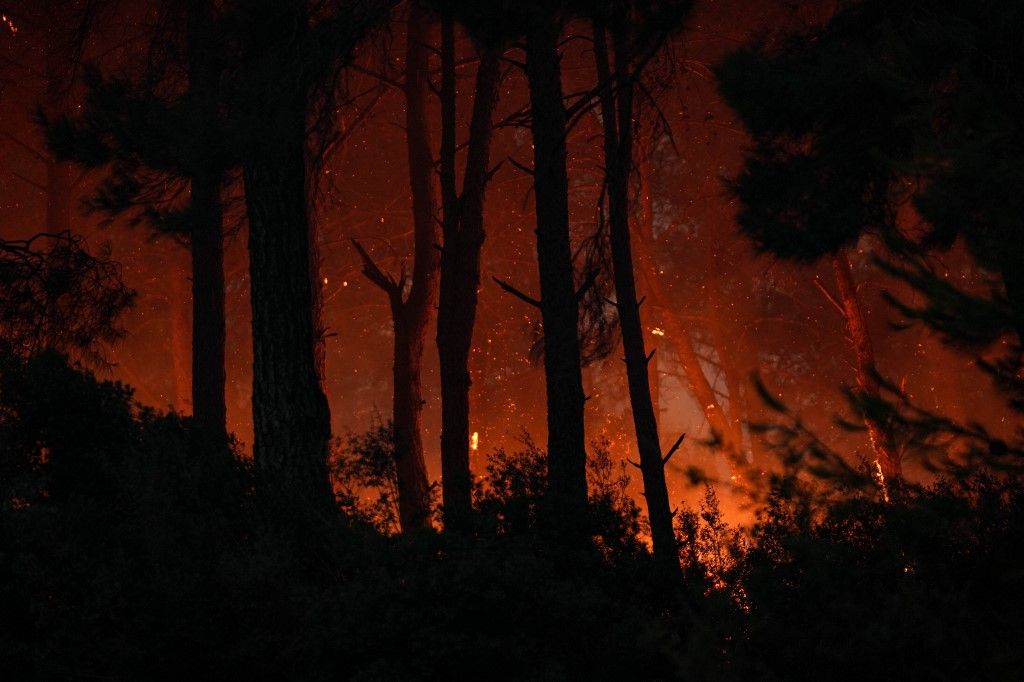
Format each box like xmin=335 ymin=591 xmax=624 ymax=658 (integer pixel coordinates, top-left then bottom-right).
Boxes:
xmin=594 ymin=20 xmax=677 ymax=569
xmin=436 ymin=19 xmax=503 ymax=531
xmin=243 ymin=4 xmax=332 ymax=515
xmin=189 ymin=170 xmax=227 ymax=443
xmin=524 ymin=18 xmax=588 ymax=529
xmin=637 ymin=154 xmax=661 ymax=422
xmin=187 ymin=0 xmax=227 ymax=445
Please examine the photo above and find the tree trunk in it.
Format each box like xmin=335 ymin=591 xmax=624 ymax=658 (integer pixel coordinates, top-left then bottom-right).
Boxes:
xmin=189 ymin=171 xmax=227 ymax=443
xmin=436 ymin=19 xmax=503 ymax=531
xmin=633 ymin=134 xmax=745 ymax=471
xmin=355 ymin=8 xmax=439 ymax=531
xmin=706 ymin=243 xmax=753 ymax=467
xmin=729 ymin=319 xmax=772 ymax=465
xmin=525 ymin=18 xmax=588 ymax=528
xmin=594 ymin=21 xmax=678 ymax=569
xmin=392 ymin=306 xmax=433 ymax=531
xmin=391 ymin=6 xmax=440 ymax=531
xmin=637 ymin=153 xmax=661 ymax=422
xmin=243 ymin=15 xmax=333 ymax=517
xmin=832 ymin=250 xmax=900 ymax=481
xmin=187 ymin=0 xmax=228 ymax=445
xmin=246 ymin=149 xmax=333 ymax=513
xmin=633 ymin=233 xmax=743 ymax=470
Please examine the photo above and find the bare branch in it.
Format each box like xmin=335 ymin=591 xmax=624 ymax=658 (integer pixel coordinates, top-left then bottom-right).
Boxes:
xmin=662 ymin=433 xmax=686 ymax=466
xmin=575 ymin=267 xmax=599 ymax=301
xmin=351 ymin=239 xmax=400 ymax=299
xmin=10 ymin=170 xmax=46 ymax=192
xmin=2 ymin=131 xmax=48 ymax=163
xmin=507 ymin=155 xmax=534 ymax=176
xmin=814 ymin=276 xmax=847 ymax=317
xmin=492 ymin=276 xmax=541 ymax=308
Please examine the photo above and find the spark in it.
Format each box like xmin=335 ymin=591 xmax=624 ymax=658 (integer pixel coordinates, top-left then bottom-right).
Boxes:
xmin=651 ymin=327 xmax=665 ymax=336
xmin=1 ymin=15 xmax=17 ymax=34
xmin=470 ymin=431 xmax=479 ymax=451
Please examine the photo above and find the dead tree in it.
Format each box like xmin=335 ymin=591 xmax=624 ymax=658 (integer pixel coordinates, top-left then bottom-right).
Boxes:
xmin=352 ymin=4 xmax=439 ymax=531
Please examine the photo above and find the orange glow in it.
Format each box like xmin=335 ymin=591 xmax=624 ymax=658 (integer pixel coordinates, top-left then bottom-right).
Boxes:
xmin=873 ymin=460 xmax=890 ymax=503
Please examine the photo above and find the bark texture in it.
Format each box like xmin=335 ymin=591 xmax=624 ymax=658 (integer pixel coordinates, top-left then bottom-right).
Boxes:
xmin=242 ymin=3 xmax=333 ymax=515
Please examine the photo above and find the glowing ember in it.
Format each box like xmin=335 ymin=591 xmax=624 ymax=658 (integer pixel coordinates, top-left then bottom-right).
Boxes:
xmin=873 ymin=460 xmax=890 ymax=503
xmin=470 ymin=431 xmax=479 ymax=451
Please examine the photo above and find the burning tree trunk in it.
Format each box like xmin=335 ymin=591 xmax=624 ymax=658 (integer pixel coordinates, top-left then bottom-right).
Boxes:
xmin=523 ymin=17 xmax=589 ymax=529
xmin=436 ymin=18 xmax=503 ymax=531
xmin=593 ymin=19 xmax=679 ymax=569
xmin=705 ymin=240 xmax=760 ymax=468
xmin=353 ymin=8 xmax=439 ymax=531
xmin=717 ymin=311 xmax=771 ymax=466
xmin=242 ymin=4 xmax=333 ymax=515
xmin=832 ymin=249 xmax=901 ymax=480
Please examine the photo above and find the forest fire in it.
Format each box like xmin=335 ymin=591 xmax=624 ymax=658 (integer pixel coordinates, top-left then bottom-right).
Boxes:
xmin=1 ymin=0 xmax=1022 ymax=678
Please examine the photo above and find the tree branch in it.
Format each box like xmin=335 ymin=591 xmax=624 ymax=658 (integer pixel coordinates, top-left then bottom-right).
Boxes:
xmin=351 ymin=239 xmax=401 ymax=300
xmin=492 ymin=276 xmax=541 ymax=308
xmin=663 ymin=433 xmax=686 ymax=466
xmin=814 ymin=276 xmax=847 ymax=318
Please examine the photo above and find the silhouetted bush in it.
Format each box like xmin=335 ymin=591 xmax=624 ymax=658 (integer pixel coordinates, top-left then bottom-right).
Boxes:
xmin=1 ymin=351 xmax=1022 ymax=680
